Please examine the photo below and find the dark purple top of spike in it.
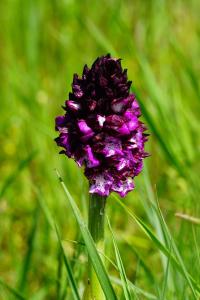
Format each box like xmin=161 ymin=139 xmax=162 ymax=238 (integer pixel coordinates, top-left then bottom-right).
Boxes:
xmin=55 ymin=54 xmax=149 ymax=197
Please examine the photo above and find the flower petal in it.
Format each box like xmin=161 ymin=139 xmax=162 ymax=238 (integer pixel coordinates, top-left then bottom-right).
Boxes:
xmin=131 ymin=99 xmax=141 ymax=116
xmin=102 ymin=136 xmax=123 ymax=157
xmin=89 ymin=173 xmax=113 ymax=196
xmin=111 ymin=94 xmax=135 ymax=113
xmin=65 ymin=100 xmax=80 ymax=112
xmin=112 ymin=178 xmax=134 ymax=197
xmin=55 ymin=116 xmax=66 ymax=130
xmin=78 ymin=120 xmax=94 ymax=141
xmin=73 ymin=84 xmax=83 ymax=98
xmin=84 ymin=145 xmax=100 ymax=168
xmin=97 ymin=115 xmax=106 ymax=127
xmin=124 ymin=110 xmax=138 ymax=131
xmin=55 ymin=132 xmax=71 ymax=157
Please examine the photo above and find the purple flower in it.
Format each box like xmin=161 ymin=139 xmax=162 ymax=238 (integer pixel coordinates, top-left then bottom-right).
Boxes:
xmin=55 ymin=54 xmax=149 ymax=197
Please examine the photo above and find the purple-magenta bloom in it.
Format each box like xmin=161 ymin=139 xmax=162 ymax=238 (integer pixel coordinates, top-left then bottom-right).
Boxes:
xmin=55 ymin=54 xmax=149 ymax=197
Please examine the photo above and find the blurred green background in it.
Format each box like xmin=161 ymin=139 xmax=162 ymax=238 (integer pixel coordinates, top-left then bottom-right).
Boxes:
xmin=1 ymin=0 xmax=200 ymax=299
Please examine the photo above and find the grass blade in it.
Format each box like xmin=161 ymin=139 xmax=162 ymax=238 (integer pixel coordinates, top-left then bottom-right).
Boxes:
xmin=0 ymin=278 xmax=26 ymax=300
xmin=107 ymin=216 xmax=132 ymax=300
xmin=175 ymin=213 xmax=200 ymax=226
xmin=0 ymin=150 xmax=37 ymax=199
xmin=55 ymin=224 xmax=81 ymax=300
xmin=132 ymin=88 xmax=183 ymax=176
xmin=17 ymin=204 xmax=40 ymax=292
xmin=154 ymin=197 xmax=198 ymax=299
xmin=160 ymin=240 xmax=172 ymax=300
xmin=55 ymin=170 xmax=117 ymax=300
xmin=112 ymin=195 xmax=200 ymax=294
xmin=111 ymin=277 xmax=157 ymax=300
xmin=56 ymin=246 xmax=63 ymax=300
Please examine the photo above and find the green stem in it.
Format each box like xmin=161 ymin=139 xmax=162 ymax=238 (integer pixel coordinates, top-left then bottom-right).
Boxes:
xmin=88 ymin=194 xmax=106 ymax=300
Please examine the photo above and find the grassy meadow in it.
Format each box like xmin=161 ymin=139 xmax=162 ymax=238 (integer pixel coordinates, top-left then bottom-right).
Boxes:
xmin=1 ymin=0 xmax=200 ymax=299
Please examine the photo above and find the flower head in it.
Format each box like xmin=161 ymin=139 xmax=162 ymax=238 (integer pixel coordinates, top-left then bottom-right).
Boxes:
xmin=55 ymin=54 xmax=149 ymax=197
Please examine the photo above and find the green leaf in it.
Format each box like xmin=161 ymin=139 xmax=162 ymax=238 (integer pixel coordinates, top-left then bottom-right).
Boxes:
xmin=113 ymin=195 xmax=200 ymax=295
xmin=153 ymin=197 xmax=198 ymax=299
xmin=107 ymin=216 xmax=132 ymax=300
xmin=56 ymin=170 xmax=117 ymax=300
xmin=161 ymin=239 xmax=172 ymax=300
xmin=110 ymin=276 xmax=157 ymax=300
xmin=55 ymin=224 xmax=81 ymax=300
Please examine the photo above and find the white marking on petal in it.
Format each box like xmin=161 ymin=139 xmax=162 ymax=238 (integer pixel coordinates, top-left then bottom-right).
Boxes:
xmin=97 ymin=115 xmax=106 ymax=127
